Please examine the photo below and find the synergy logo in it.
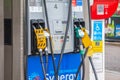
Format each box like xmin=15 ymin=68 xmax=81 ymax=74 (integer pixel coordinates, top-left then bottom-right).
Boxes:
xmin=28 ymin=73 xmax=80 ymax=80
xmin=46 ymin=73 xmax=78 ymax=80
xmin=28 ymin=72 xmax=40 ymax=80
xmin=29 ymin=73 xmax=80 ymax=80
xmin=28 ymin=69 xmax=80 ymax=80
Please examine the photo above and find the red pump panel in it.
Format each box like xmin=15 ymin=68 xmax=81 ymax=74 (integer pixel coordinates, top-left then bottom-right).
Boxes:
xmin=91 ymin=0 xmax=119 ymax=19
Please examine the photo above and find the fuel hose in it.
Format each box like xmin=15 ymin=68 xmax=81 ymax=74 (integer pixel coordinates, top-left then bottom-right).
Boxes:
xmin=56 ymin=0 xmax=72 ymax=80
xmin=87 ymin=0 xmax=98 ymax=79
xmin=79 ymin=39 xmax=85 ymax=80
xmin=45 ymin=47 xmax=48 ymax=72
xmin=42 ymin=0 xmax=57 ymax=79
xmin=39 ymin=49 xmax=47 ymax=80
xmin=74 ymin=47 xmax=89 ymax=80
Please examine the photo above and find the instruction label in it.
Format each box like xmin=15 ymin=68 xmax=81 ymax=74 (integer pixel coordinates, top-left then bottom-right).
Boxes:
xmin=90 ymin=20 xmax=105 ymax=80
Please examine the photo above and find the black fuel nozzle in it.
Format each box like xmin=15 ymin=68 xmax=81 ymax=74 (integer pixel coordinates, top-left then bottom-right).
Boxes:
xmin=74 ymin=19 xmax=85 ymax=53
xmin=31 ymin=19 xmax=46 ymax=55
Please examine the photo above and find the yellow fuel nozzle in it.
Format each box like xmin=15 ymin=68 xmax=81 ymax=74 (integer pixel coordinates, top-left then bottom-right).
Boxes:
xmin=34 ymin=28 xmax=47 ymax=50
xmin=81 ymin=28 xmax=92 ymax=48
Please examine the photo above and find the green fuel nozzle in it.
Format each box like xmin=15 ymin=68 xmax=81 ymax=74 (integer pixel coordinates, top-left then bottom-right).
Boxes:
xmin=74 ymin=25 xmax=84 ymax=38
xmin=74 ymin=25 xmax=85 ymax=55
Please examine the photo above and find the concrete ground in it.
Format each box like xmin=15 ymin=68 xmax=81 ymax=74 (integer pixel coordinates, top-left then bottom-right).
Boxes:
xmin=105 ymin=42 xmax=120 ymax=72
xmin=105 ymin=42 xmax=120 ymax=80
xmin=106 ymin=70 xmax=120 ymax=80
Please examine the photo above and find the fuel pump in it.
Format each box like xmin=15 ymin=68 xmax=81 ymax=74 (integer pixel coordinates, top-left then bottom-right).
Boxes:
xmin=27 ymin=0 xmax=74 ymax=79
xmin=26 ymin=0 xmax=100 ymax=80
xmin=74 ymin=0 xmax=98 ymax=80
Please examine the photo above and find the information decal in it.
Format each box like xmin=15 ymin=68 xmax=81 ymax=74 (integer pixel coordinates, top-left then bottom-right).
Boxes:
xmin=91 ymin=0 xmax=119 ymax=19
xmin=93 ymin=21 xmax=103 ymax=41
xmin=90 ymin=20 xmax=105 ymax=80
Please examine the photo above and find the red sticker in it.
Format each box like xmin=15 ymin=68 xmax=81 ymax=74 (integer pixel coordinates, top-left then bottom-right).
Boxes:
xmin=72 ymin=0 xmax=76 ymax=6
xmin=91 ymin=0 xmax=119 ymax=19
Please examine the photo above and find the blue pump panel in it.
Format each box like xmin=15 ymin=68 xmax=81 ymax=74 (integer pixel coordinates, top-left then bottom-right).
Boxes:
xmin=27 ymin=53 xmax=81 ymax=80
xmin=76 ymin=0 xmax=82 ymax=6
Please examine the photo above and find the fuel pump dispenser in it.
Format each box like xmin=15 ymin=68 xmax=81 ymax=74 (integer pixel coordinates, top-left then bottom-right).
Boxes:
xmin=26 ymin=0 xmax=101 ymax=80
xmin=26 ymin=0 xmax=75 ymax=80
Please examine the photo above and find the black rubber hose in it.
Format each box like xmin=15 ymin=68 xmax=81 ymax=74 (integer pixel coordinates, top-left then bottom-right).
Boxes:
xmin=45 ymin=38 xmax=49 ymax=73
xmin=42 ymin=0 xmax=57 ymax=79
xmin=39 ymin=50 xmax=47 ymax=80
xmin=45 ymin=48 xmax=48 ymax=72
xmin=79 ymin=37 xmax=85 ymax=80
xmin=87 ymin=0 xmax=98 ymax=79
xmin=56 ymin=0 xmax=72 ymax=79
xmin=74 ymin=47 xmax=89 ymax=80
xmin=89 ymin=57 xmax=98 ymax=80
xmin=81 ymin=54 xmax=85 ymax=80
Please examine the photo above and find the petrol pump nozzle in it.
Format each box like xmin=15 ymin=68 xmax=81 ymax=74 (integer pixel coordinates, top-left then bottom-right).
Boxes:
xmin=74 ymin=25 xmax=85 ymax=38
xmin=74 ymin=24 xmax=85 ymax=54
xmin=44 ymin=31 xmax=50 ymax=37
